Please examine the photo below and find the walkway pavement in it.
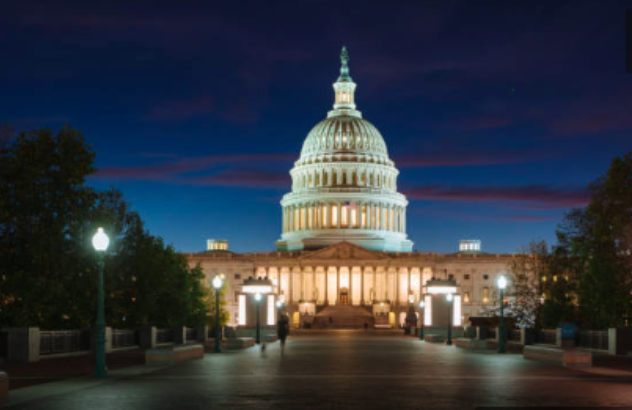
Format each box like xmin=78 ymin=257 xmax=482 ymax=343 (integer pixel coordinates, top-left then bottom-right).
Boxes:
xmin=0 ymin=349 xmax=145 ymax=390
xmin=3 ymin=333 xmax=632 ymax=409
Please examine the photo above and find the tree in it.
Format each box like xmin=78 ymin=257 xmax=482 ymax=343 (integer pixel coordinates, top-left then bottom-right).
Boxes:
xmin=0 ymin=127 xmax=96 ymax=328
xmin=0 ymin=127 xmax=210 ymax=329
xmin=556 ymin=152 xmax=632 ymax=328
xmin=505 ymin=240 xmax=547 ymax=328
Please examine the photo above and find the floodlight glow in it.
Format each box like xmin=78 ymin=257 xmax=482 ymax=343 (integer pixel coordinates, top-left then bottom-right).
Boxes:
xmin=497 ymin=276 xmax=507 ymax=290
xmin=408 ymin=294 xmax=415 ymax=304
xmin=446 ymin=293 xmax=453 ymax=302
xmin=242 ymin=285 xmax=273 ymax=294
xmin=92 ymin=227 xmax=109 ymax=252
xmin=255 ymin=293 xmax=262 ymax=302
xmin=212 ymin=275 xmax=223 ymax=289
xmin=427 ymin=286 xmax=457 ymax=294
xmin=419 ymin=301 xmax=425 ymax=308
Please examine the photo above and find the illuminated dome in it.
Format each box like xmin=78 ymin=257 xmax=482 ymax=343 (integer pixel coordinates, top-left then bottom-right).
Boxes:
xmin=276 ymin=47 xmax=413 ymax=252
xmin=298 ymin=117 xmax=391 ymax=165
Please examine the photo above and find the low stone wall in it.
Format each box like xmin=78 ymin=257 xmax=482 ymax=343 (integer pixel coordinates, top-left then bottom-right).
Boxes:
xmin=454 ymin=338 xmax=487 ymax=350
xmin=264 ymin=334 xmax=278 ymax=343
xmin=145 ymin=344 xmax=204 ymax=365
xmin=485 ymin=340 xmax=525 ymax=353
xmin=204 ymin=337 xmax=256 ymax=351
xmin=523 ymin=345 xmax=592 ymax=368
xmin=0 ymin=372 xmax=8 ymax=405
xmin=226 ymin=338 xmax=256 ymax=349
xmin=424 ymin=334 xmax=445 ymax=343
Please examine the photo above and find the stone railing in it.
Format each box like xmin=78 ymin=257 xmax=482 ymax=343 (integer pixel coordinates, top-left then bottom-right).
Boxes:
xmin=1 ymin=326 xmax=210 ymax=363
xmin=112 ymin=329 xmax=137 ymax=348
xmin=508 ymin=329 xmax=522 ymax=342
xmin=536 ymin=329 xmax=558 ymax=346
xmin=39 ymin=330 xmax=91 ymax=356
xmin=579 ymin=330 xmax=609 ymax=351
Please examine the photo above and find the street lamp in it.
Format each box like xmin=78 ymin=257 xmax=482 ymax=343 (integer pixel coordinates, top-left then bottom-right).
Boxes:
xmin=418 ymin=300 xmax=425 ymax=340
xmin=497 ymin=275 xmax=507 ymax=354
xmin=446 ymin=293 xmax=453 ymax=346
xmin=212 ymin=275 xmax=223 ymax=353
xmin=241 ymin=277 xmax=273 ymax=344
xmin=92 ymin=227 xmax=109 ymax=378
xmin=254 ymin=292 xmax=262 ymax=344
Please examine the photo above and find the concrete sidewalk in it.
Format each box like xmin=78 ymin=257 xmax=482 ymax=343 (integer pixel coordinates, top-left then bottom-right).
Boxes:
xmin=0 ymin=349 xmax=145 ymax=390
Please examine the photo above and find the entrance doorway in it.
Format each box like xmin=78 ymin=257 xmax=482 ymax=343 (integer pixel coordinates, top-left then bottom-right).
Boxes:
xmin=339 ymin=288 xmax=349 ymax=305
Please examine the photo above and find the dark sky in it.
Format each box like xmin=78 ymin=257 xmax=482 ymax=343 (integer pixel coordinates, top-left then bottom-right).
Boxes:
xmin=2 ymin=1 xmax=630 ymax=254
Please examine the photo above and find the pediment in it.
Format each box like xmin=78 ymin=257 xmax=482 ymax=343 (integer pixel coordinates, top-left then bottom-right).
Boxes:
xmin=300 ymin=241 xmax=390 ymax=261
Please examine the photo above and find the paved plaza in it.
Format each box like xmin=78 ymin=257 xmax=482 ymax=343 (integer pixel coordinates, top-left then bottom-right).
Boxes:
xmin=4 ymin=332 xmax=632 ymax=409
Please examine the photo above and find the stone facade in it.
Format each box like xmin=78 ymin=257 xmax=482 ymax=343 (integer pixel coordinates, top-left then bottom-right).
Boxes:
xmin=187 ymin=241 xmax=514 ymax=327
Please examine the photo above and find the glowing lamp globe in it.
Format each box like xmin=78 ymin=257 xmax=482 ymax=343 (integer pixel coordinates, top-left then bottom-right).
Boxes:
xmin=497 ymin=276 xmax=507 ymax=290
xmin=446 ymin=293 xmax=453 ymax=302
xmin=92 ymin=228 xmax=109 ymax=252
xmin=419 ymin=301 xmax=425 ymax=308
xmin=254 ymin=293 xmax=262 ymax=302
xmin=212 ymin=275 xmax=223 ymax=289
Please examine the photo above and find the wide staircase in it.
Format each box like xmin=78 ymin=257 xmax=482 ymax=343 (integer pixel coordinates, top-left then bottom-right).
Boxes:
xmin=313 ymin=305 xmax=374 ymax=329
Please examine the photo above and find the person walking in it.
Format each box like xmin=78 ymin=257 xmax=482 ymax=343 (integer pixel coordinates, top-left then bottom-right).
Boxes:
xmin=277 ymin=313 xmax=289 ymax=356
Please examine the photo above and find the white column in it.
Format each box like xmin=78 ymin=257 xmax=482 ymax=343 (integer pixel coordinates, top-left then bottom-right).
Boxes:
xmin=402 ymin=208 xmax=406 ymax=233
xmin=361 ymin=267 xmax=365 ymax=304
xmin=336 ymin=267 xmax=340 ymax=305
xmin=348 ymin=267 xmax=352 ymax=305
xmin=289 ymin=206 xmax=293 ymax=232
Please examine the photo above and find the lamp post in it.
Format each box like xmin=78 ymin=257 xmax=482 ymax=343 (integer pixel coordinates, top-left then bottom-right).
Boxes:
xmin=418 ymin=300 xmax=425 ymax=341
xmin=241 ymin=277 xmax=273 ymax=344
xmin=446 ymin=293 xmax=453 ymax=346
xmin=255 ymin=293 xmax=262 ymax=344
xmin=92 ymin=227 xmax=110 ymax=378
xmin=212 ymin=275 xmax=223 ymax=353
xmin=497 ymin=275 xmax=507 ymax=354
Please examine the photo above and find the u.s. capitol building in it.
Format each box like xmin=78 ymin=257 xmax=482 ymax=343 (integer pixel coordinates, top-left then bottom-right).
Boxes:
xmin=187 ymin=48 xmax=516 ymax=330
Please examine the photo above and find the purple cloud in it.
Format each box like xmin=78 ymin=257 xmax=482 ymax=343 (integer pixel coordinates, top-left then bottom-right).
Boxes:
xmin=405 ymin=185 xmax=589 ymax=209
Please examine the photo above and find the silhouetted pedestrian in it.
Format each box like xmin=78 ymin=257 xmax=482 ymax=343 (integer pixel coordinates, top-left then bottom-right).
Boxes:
xmin=278 ymin=314 xmax=289 ymax=356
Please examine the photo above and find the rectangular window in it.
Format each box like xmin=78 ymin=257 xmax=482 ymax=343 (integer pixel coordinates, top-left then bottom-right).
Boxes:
xmin=238 ymin=295 xmax=246 ymax=325
xmin=482 ymin=287 xmax=490 ymax=303
xmin=341 ymin=206 xmax=348 ymax=226
xmin=453 ymin=295 xmax=462 ymax=326
xmin=332 ymin=205 xmax=338 ymax=225
xmin=234 ymin=273 xmax=241 ymax=280
xmin=463 ymin=292 xmax=470 ymax=303
xmin=424 ymin=294 xmax=432 ymax=326
xmin=267 ymin=295 xmax=275 ymax=326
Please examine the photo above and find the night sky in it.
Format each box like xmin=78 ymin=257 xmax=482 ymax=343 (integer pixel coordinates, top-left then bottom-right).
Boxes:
xmin=1 ymin=1 xmax=630 ymax=254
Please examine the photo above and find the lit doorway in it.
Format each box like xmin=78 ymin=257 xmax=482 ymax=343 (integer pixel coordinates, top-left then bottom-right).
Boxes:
xmin=339 ymin=288 xmax=349 ymax=305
